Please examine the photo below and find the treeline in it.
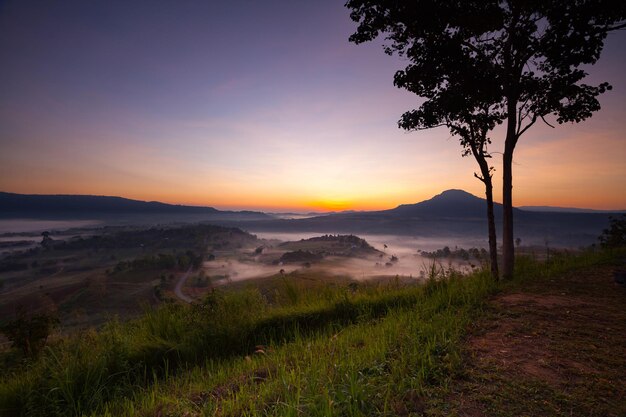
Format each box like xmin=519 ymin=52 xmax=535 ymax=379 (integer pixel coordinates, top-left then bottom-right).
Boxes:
xmin=420 ymin=246 xmax=488 ymax=261
xmin=57 ymin=224 xmax=254 ymax=252
xmin=299 ymin=234 xmax=375 ymax=249
xmin=0 ymin=261 xmax=29 ymax=273
xmin=0 ymin=224 xmax=256 ymax=273
xmin=278 ymin=250 xmax=324 ymax=264
xmin=111 ymin=250 xmax=203 ymax=274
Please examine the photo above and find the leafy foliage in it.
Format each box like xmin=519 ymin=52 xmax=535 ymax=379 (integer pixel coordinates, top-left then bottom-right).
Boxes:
xmin=346 ymin=0 xmax=623 ymax=133
xmin=599 ymin=215 xmax=626 ymax=248
xmin=0 ymin=308 xmax=59 ymax=357
xmin=111 ymin=250 xmax=203 ymax=274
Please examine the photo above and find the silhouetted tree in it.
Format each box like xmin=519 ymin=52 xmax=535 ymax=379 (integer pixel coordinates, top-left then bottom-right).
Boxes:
xmin=421 ymin=110 xmax=500 ymax=279
xmin=40 ymin=231 xmax=53 ymax=249
xmin=346 ymin=0 xmax=625 ymax=278
xmin=0 ymin=307 xmax=59 ymax=357
xmin=599 ymin=215 xmax=626 ymax=248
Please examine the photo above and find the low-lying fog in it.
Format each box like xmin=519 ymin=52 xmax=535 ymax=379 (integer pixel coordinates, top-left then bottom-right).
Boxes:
xmin=205 ymin=232 xmax=491 ymax=285
xmin=0 ymin=219 xmax=102 ymax=234
xmin=253 ymin=232 xmax=490 ymax=253
xmin=203 ymin=259 xmax=301 ymax=284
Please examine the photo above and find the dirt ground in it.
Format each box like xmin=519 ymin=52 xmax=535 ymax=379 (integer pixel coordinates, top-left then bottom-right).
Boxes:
xmin=429 ymin=262 xmax=626 ymax=417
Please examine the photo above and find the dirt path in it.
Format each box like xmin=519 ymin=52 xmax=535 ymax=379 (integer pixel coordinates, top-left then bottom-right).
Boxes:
xmin=174 ymin=266 xmax=194 ymax=303
xmin=429 ymin=263 xmax=626 ymax=417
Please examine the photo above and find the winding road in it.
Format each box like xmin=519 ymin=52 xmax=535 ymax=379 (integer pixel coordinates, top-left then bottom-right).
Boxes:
xmin=174 ymin=266 xmax=194 ymax=303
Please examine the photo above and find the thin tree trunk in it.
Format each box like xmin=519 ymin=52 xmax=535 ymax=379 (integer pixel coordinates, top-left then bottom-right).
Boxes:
xmin=502 ymin=89 xmax=519 ymax=279
xmin=473 ymin=154 xmax=499 ymax=280
xmin=502 ymin=148 xmax=514 ymax=279
xmin=484 ymin=176 xmax=499 ymax=280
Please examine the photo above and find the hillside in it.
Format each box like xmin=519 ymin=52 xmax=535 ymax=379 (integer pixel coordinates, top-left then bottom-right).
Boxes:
xmin=429 ymin=257 xmax=626 ymax=416
xmin=382 ymin=189 xmax=513 ymax=218
xmin=518 ymin=205 xmax=626 ymax=213
xmin=0 ymin=224 xmax=260 ymax=327
xmin=1 ymin=250 xmax=622 ymax=416
xmin=278 ymin=234 xmax=381 ymax=257
xmin=0 ymin=192 xmax=269 ymax=221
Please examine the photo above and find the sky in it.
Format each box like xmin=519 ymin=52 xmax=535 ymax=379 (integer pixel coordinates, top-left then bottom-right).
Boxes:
xmin=0 ymin=0 xmax=624 ymax=212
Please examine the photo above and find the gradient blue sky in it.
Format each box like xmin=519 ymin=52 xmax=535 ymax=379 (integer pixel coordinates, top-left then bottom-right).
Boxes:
xmin=1 ymin=0 xmax=625 ymax=211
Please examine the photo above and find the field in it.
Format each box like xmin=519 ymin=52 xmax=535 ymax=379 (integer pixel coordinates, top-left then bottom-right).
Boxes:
xmin=0 ymin=224 xmax=489 ymax=332
xmin=0 ymin=224 xmax=258 ymax=329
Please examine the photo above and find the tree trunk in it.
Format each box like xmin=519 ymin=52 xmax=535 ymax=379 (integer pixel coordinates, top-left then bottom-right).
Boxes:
xmin=474 ymin=155 xmax=499 ymax=280
xmin=502 ymin=94 xmax=519 ymax=279
xmin=502 ymin=148 xmax=514 ymax=279
xmin=484 ymin=176 xmax=499 ymax=280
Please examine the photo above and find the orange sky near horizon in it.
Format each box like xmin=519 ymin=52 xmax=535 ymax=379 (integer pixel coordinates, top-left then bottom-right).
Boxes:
xmin=1 ymin=108 xmax=625 ymax=212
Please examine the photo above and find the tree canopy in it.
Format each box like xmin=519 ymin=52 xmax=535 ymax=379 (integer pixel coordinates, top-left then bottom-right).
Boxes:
xmin=348 ymin=0 xmax=621 ymax=132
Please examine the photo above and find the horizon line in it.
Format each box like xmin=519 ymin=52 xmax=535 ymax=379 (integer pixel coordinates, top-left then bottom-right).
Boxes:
xmin=2 ymin=189 xmax=626 ymax=214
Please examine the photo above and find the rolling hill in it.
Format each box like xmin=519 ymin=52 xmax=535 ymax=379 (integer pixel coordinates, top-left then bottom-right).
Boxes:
xmin=0 ymin=192 xmax=269 ymax=221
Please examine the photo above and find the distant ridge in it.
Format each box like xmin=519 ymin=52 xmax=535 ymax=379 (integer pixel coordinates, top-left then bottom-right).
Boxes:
xmin=0 ymin=190 xmax=618 ymax=248
xmin=382 ymin=189 xmax=516 ymax=218
xmin=518 ymin=205 xmax=626 ymax=214
xmin=0 ymin=192 xmax=269 ymax=220
xmin=227 ymin=189 xmax=615 ymax=248
xmin=3 ymin=189 xmax=619 ymax=218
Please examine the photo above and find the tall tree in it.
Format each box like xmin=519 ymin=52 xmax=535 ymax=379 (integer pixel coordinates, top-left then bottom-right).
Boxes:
xmin=399 ymin=102 xmax=501 ymax=279
xmin=346 ymin=0 xmax=625 ymax=278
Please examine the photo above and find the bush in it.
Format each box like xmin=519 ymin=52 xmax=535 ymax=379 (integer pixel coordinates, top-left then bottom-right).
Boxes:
xmin=599 ymin=215 xmax=626 ymax=248
xmin=0 ymin=308 xmax=59 ymax=357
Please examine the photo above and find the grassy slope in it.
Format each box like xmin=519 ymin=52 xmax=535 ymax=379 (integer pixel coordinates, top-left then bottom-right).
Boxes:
xmin=0 ymin=249 xmax=622 ymax=416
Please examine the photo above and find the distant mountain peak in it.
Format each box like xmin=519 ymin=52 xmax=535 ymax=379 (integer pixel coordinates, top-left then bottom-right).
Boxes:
xmin=431 ymin=189 xmax=480 ymax=200
xmin=395 ymin=189 xmax=482 ymax=208
xmin=386 ymin=189 xmax=497 ymax=218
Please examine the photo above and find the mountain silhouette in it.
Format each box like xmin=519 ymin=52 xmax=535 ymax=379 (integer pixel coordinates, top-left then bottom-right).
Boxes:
xmin=222 ymin=190 xmax=615 ymax=247
xmin=382 ymin=189 xmax=513 ymax=218
xmin=0 ymin=192 xmax=268 ymax=220
xmin=0 ymin=190 xmax=617 ymax=247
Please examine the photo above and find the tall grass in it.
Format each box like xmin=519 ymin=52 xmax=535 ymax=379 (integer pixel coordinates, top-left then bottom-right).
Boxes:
xmin=511 ymin=246 xmax=619 ymax=285
xmin=100 ymin=268 xmax=494 ymax=417
xmin=0 ymin=248 xmax=618 ymax=417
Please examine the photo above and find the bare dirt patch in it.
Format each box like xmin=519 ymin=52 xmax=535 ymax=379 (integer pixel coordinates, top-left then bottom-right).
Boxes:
xmin=496 ymin=292 xmax=594 ymax=308
xmin=429 ymin=264 xmax=626 ymax=417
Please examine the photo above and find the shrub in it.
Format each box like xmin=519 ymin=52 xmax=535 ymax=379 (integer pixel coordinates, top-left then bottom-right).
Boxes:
xmin=599 ymin=215 xmax=626 ymax=248
xmin=0 ymin=308 xmax=59 ymax=357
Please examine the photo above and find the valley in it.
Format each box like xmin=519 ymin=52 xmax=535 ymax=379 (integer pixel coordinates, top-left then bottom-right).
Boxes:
xmin=1 ymin=189 xmax=617 ymax=333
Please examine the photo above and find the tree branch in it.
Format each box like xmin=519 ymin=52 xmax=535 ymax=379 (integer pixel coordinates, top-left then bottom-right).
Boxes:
xmin=415 ymin=124 xmax=447 ymax=130
xmin=540 ymin=115 xmax=555 ymax=128
xmin=606 ymin=22 xmax=626 ymax=31
xmin=474 ymin=172 xmax=486 ymax=184
xmin=516 ymin=114 xmax=537 ymax=137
